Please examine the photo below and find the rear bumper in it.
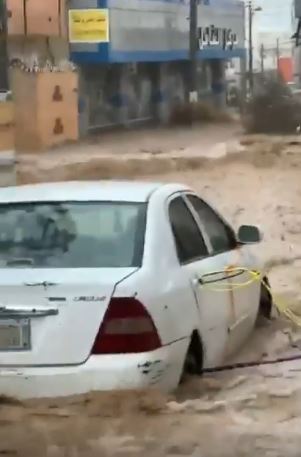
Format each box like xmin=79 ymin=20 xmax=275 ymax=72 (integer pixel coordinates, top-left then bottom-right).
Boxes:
xmin=0 ymin=339 xmax=188 ymax=399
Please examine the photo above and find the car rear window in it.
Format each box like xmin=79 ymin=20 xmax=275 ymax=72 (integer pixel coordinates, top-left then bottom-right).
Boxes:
xmin=0 ymin=202 xmax=147 ymax=268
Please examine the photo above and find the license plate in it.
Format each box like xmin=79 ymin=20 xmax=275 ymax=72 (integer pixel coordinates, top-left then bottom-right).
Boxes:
xmin=0 ymin=319 xmax=31 ymax=351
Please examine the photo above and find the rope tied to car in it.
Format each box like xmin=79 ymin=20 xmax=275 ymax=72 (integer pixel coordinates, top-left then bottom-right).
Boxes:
xmin=198 ymin=267 xmax=301 ymax=373
xmin=199 ymin=266 xmax=301 ymax=327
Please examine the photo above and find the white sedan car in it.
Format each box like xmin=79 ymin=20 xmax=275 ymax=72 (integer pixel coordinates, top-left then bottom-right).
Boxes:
xmin=0 ymin=181 xmax=271 ymax=399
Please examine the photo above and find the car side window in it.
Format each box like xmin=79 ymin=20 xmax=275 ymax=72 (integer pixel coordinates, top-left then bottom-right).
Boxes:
xmin=187 ymin=195 xmax=237 ymax=254
xmin=169 ymin=196 xmax=208 ymax=264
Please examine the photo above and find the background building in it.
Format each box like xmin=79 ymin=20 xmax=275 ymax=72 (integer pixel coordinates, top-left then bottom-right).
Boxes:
xmin=294 ymin=0 xmax=301 ymax=84
xmin=0 ymin=0 xmax=8 ymax=92
xmin=4 ymin=0 xmax=246 ymax=135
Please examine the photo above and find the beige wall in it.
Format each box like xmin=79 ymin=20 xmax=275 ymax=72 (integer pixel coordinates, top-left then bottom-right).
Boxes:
xmin=7 ymin=37 xmax=69 ymax=66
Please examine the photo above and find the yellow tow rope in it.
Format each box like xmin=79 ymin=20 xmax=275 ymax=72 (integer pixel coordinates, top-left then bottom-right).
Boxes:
xmin=199 ymin=267 xmax=301 ymax=327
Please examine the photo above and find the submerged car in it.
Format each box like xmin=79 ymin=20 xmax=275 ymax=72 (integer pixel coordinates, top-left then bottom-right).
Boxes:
xmin=0 ymin=181 xmax=271 ymax=399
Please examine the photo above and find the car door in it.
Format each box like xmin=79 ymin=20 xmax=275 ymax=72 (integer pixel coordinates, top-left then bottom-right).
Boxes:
xmin=168 ymin=194 xmax=234 ymax=368
xmin=185 ymin=194 xmax=259 ymax=353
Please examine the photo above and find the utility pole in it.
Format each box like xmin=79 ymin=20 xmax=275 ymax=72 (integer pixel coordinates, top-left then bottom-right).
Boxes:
xmin=247 ymin=2 xmax=262 ymax=95
xmin=189 ymin=0 xmax=198 ymax=103
xmin=276 ymin=38 xmax=280 ymax=73
xmin=260 ymin=43 xmax=265 ymax=75
xmin=247 ymin=1 xmax=254 ymax=94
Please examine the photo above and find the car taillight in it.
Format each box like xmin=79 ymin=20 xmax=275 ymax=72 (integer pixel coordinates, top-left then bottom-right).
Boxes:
xmin=91 ymin=297 xmax=162 ymax=354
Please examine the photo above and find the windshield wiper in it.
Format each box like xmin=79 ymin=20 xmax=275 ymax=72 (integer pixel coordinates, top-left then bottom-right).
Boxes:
xmin=6 ymin=257 xmax=35 ymax=266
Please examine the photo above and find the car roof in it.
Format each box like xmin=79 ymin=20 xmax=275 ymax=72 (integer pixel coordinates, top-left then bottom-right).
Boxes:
xmin=0 ymin=181 xmax=189 ymax=204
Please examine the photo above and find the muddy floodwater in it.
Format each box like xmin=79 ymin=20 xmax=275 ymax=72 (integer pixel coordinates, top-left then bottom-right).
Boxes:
xmin=3 ymin=130 xmax=301 ymax=456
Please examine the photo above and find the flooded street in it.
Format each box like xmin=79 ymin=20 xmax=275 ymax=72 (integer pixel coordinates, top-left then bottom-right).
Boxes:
xmin=3 ymin=128 xmax=301 ymax=456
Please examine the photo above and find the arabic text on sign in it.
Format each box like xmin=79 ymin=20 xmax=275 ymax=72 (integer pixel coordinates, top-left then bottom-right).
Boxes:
xmin=69 ymin=9 xmax=109 ymax=44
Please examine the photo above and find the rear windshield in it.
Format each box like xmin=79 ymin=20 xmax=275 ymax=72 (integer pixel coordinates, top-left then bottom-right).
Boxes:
xmin=0 ymin=202 xmax=147 ymax=268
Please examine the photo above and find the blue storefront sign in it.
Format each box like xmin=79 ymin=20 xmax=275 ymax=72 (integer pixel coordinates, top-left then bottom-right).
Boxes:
xmin=70 ymin=0 xmax=246 ymax=63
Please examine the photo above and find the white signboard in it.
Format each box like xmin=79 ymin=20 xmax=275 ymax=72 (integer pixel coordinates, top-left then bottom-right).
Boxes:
xmin=198 ymin=25 xmax=238 ymax=50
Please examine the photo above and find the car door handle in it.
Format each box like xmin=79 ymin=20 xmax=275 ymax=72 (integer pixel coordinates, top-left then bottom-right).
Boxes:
xmin=196 ymin=268 xmax=243 ymax=286
xmin=193 ymin=275 xmax=223 ymax=286
xmin=0 ymin=307 xmax=59 ymax=319
xmin=197 ymin=271 xmax=229 ymax=285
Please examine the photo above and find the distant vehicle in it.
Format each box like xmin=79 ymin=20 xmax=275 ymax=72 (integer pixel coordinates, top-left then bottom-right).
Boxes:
xmin=0 ymin=181 xmax=271 ymax=399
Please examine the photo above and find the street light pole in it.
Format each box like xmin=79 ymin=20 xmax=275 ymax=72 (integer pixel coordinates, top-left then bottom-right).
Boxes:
xmin=189 ymin=0 xmax=198 ymax=103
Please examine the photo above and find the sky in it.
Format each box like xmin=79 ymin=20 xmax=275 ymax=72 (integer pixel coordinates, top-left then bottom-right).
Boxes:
xmin=254 ymin=0 xmax=293 ymax=32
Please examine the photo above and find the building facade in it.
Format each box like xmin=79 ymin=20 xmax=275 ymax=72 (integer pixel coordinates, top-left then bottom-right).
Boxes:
xmin=0 ymin=0 xmax=8 ymax=91
xmin=5 ymin=0 xmax=246 ymax=134
xmin=294 ymin=0 xmax=301 ymax=84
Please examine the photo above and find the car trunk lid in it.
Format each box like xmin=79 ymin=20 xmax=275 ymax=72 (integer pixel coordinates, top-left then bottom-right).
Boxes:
xmin=0 ymin=267 xmax=137 ymax=366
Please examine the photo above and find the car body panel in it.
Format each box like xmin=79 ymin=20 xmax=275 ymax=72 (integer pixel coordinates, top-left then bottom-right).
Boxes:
xmin=0 ymin=339 xmax=188 ymax=399
xmin=0 ymin=181 xmax=263 ymax=398
xmin=0 ymin=181 xmax=165 ymax=204
xmin=0 ymin=268 xmax=137 ymax=366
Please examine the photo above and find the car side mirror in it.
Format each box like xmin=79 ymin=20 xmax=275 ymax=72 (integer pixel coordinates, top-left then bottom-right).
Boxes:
xmin=237 ymin=225 xmax=262 ymax=244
